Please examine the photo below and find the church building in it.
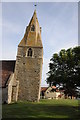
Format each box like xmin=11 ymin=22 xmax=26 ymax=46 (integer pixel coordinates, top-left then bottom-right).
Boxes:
xmin=1 ymin=10 xmax=43 ymax=103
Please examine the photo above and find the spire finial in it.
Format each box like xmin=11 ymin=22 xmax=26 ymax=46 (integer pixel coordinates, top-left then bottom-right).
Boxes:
xmin=34 ymin=3 xmax=37 ymax=10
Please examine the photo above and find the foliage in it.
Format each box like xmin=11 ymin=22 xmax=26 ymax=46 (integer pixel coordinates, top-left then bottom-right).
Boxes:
xmin=46 ymin=46 xmax=80 ymax=97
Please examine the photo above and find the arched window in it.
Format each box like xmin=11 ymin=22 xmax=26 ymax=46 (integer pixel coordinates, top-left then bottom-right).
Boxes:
xmin=31 ymin=25 xmax=35 ymax=31
xmin=27 ymin=48 xmax=32 ymax=57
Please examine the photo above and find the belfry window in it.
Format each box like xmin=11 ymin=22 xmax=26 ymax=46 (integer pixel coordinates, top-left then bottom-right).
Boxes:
xmin=31 ymin=25 xmax=35 ymax=31
xmin=27 ymin=48 xmax=32 ymax=57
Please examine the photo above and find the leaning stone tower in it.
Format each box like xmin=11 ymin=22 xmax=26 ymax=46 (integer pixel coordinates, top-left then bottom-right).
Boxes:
xmin=14 ymin=10 xmax=43 ymax=102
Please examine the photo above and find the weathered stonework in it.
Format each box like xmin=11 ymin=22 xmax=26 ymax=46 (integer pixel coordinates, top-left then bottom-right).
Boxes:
xmin=14 ymin=10 xmax=43 ymax=102
xmin=2 ymin=72 xmax=19 ymax=104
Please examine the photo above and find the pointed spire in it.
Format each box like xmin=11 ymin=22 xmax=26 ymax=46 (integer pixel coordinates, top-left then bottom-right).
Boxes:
xmin=19 ymin=10 xmax=43 ymax=48
xmin=34 ymin=9 xmax=37 ymax=14
xmin=28 ymin=9 xmax=37 ymax=27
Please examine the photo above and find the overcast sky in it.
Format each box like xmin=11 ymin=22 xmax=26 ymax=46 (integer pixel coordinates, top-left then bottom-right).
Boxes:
xmin=1 ymin=2 xmax=78 ymax=86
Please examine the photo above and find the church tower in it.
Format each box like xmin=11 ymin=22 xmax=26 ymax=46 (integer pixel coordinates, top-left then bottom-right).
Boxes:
xmin=14 ymin=10 xmax=43 ymax=102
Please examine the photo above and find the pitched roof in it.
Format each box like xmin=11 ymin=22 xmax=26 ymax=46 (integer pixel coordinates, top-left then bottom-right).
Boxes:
xmin=0 ymin=60 xmax=16 ymax=88
xmin=41 ymin=87 xmax=48 ymax=92
xmin=1 ymin=60 xmax=49 ymax=90
xmin=52 ymin=86 xmax=56 ymax=89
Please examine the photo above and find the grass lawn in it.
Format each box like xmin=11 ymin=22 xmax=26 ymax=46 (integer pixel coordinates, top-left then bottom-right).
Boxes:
xmin=2 ymin=99 xmax=80 ymax=119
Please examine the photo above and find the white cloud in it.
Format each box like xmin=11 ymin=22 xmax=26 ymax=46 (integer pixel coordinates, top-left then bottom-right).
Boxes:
xmin=0 ymin=3 xmax=2 ymax=60
xmin=2 ymin=20 xmax=23 ymax=35
xmin=41 ymin=57 xmax=50 ymax=87
xmin=2 ymin=2 xmax=78 ymax=87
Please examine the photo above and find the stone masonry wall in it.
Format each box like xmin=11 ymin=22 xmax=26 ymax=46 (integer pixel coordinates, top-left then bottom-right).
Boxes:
xmin=14 ymin=46 xmax=43 ymax=101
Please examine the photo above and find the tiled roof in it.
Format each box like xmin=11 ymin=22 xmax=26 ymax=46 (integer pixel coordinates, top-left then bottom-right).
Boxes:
xmin=41 ymin=87 xmax=48 ymax=92
xmin=1 ymin=60 xmax=49 ymax=90
xmin=51 ymin=86 xmax=56 ymax=89
xmin=0 ymin=60 xmax=16 ymax=88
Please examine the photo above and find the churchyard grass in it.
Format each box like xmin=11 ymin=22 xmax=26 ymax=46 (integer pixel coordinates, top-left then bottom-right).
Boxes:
xmin=2 ymin=99 xmax=80 ymax=119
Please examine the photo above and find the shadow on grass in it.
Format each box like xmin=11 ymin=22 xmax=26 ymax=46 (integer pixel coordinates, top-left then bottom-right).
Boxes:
xmin=78 ymin=100 xmax=80 ymax=110
xmin=2 ymin=102 xmax=80 ymax=119
xmin=1 ymin=118 xmax=80 ymax=120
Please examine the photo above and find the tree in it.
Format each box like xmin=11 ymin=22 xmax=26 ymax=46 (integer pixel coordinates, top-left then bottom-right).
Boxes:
xmin=46 ymin=46 xmax=80 ymax=98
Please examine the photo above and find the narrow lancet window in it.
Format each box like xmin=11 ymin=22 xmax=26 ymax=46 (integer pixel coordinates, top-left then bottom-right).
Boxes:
xmin=31 ymin=25 xmax=35 ymax=31
xmin=27 ymin=48 xmax=32 ymax=57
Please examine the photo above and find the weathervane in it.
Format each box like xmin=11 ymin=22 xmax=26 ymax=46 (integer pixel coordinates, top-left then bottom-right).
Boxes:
xmin=34 ymin=3 xmax=37 ymax=10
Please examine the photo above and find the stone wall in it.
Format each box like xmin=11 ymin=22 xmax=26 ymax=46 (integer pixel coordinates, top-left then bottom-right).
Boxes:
xmin=7 ymin=73 xmax=14 ymax=104
xmin=44 ymin=87 xmax=65 ymax=99
xmin=44 ymin=87 xmax=56 ymax=99
xmin=7 ymin=73 xmax=19 ymax=104
xmin=14 ymin=46 xmax=43 ymax=101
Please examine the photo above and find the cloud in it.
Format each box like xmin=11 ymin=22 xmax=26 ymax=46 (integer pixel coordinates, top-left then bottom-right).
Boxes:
xmin=41 ymin=57 xmax=50 ymax=87
xmin=2 ymin=20 xmax=23 ymax=35
xmin=41 ymin=2 xmax=78 ymax=59
xmin=2 ymin=49 xmax=17 ymax=60
xmin=2 ymin=2 xmax=78 ymax=86
xmin=0 ymin=3 xmax=2 ymax=60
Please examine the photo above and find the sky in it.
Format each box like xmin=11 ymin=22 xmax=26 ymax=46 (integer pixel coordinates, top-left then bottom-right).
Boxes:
xmin=1 ymin=0 xmax=79 ymax=2
xmin=78 ymin=1 xmax=80 ymax=45
xmin=1 ymin=2 xmax=78 ymax=86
